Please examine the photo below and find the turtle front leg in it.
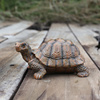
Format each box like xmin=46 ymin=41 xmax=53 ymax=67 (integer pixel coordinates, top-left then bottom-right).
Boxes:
xmin=28 ymin=60 xmax=46 ymax=79
xmin=76 ymin=65 xmax=89 ymax=77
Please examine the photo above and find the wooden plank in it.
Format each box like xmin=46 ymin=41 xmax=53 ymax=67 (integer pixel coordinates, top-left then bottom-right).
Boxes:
xmin=45 ymin=24 xmax=71 ymax=41
xmin=0 ymin=21 xmax=17 ymax=28
xmin=0 ymin=37 xmax=7 ymax=43
xmin=26 ymin=31 xmax=48 ymax=49
xmin=69 ymin=24 xmax=98 ymax=46
xmin=0 ymin=30 xmax=38 ymax=68
xmin=83 ymin=25 xmax=100 ymax=33
xmin=45 ymin=24 xmax=98 ymax=100
xmin=0 ymin=30 xmax=38 ymax=49
xmin=14 ymin=71 xmax=66 ymax=100
xmin=0 ymin=30 xmax=48 ymax=100
xmin=0 ymin=21 xmax=33 ymax=37
xmin=13 ymin=70 xmax=48 ymax=100
xmin=14 ymin=24 xmax=100 ymax=100
xmin=69 ymin=24 xmax=100 ymax=68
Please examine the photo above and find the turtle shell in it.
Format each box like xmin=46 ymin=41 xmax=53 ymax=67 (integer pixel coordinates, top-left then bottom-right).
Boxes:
xmin=34 ymin=38 xmax=85 ymax=67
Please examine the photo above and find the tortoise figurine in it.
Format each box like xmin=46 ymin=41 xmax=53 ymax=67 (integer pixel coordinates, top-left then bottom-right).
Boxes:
xmin=15 ymin=38 xmax=89 ymax=79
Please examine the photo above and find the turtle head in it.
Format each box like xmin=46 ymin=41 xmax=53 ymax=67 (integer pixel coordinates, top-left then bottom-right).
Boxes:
xmin=15 ymin=42 xmax=31 ymax=52
xmin=15 ymin=42 xmax=35 ymax=63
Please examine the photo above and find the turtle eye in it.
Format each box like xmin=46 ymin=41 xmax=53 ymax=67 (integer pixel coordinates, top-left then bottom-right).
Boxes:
xmin=21 ymin=43 xmax=26 ymax=48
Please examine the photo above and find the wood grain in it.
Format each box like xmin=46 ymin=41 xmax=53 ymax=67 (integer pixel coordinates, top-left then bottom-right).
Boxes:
xmin=0 ymin=21 xmax=33 ymax=37
xmin=69 ymin=24 xmax=100 ymax=68
xmin=83 ymin=25 xmax=100 ymax=33
xmin=0 ymin=21 xmax=17 ymax=28
xmin=26 ymin=31 xmax=48 ymax=49
xmin=14 ymin=24 xmax=100 ymax=100
xmin=0 ymin=30 xmax=38 ymax=49
xmin=0 ymin=30 xmax=47 ymax=100
xmin=0 ymin=37 xmax=7 ymax=43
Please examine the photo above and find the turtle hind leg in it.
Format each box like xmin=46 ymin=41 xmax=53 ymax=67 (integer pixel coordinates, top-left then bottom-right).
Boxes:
xmin=76 ymin=65 xmax=89 ymax=77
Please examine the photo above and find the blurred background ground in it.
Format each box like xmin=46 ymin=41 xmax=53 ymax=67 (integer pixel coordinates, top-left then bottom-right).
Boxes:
xmin=0 ymin=0 xmax=100 ymax=26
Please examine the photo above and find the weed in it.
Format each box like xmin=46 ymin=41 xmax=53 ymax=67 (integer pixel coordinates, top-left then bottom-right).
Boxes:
xmin=0 ymin=0 xmax=100 ymax=24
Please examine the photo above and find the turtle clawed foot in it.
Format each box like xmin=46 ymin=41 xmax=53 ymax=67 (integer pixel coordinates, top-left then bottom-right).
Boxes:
xmin=77 ymin=71 xmax=89 ymax=77
xmin=34 ymin=73 xmax=44 ymax=79
xmin=34 ymin=70 xmax=46 ymax=79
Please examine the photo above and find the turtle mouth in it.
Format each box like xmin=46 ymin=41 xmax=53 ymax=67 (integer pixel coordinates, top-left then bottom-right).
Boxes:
xmin=15 ymin=42 xmax=21 ymax=52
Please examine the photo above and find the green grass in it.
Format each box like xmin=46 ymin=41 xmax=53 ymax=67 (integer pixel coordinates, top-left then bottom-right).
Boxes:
xmin=0 ymin=0 xmax=100 ymax=24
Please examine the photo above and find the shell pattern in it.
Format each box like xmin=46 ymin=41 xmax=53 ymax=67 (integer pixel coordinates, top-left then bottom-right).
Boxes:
xmin=34 ymin=38 xmax=84 ymax=67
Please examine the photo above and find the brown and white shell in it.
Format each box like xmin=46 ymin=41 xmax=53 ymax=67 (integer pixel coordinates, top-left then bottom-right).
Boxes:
xmin=34 ymin=38 xmax=85 ymax=67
